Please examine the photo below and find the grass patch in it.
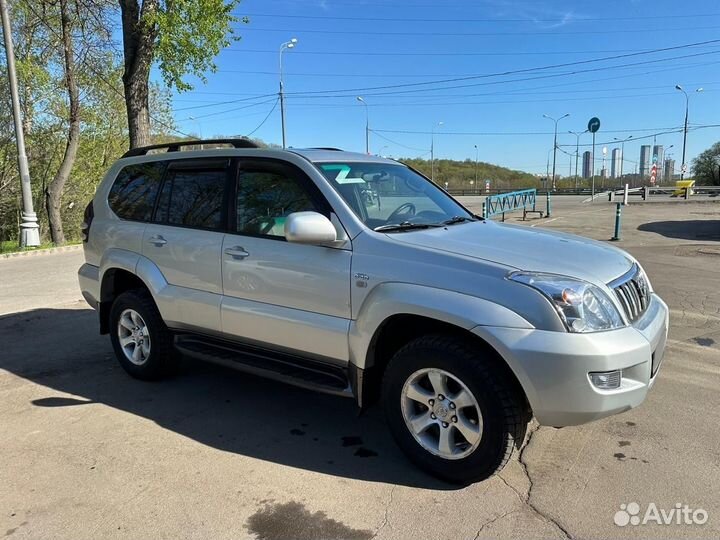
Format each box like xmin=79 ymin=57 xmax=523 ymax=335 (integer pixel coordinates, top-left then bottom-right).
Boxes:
xmin=0 ymin=239 xmax=81 ymax=254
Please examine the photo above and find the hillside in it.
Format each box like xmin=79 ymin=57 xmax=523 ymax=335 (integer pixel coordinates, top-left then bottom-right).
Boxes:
xmin=398 ymin=158 xmax=540 ymax=191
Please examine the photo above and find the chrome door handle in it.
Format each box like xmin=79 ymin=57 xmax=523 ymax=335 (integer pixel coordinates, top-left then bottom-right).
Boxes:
xmin=148 ymin=235 xmax=167 ymax=246
xmin=224 ymin=246 xmax=249 ymax=259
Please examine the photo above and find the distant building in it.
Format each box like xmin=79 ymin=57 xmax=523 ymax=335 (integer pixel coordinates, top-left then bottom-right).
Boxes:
xmin=582 ymin=150 xmax=592 ymax=178
xmin=639 ymin=145 xmax=652 ymax=178
xmin=611 ymin=148 xmax=622 ymax=178
xmin=652 ymin=145 xmax=664 ymax=181
xmin=664 ymin=159 xmax=675 ymax=183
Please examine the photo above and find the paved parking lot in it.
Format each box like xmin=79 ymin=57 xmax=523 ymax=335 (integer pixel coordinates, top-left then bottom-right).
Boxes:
xmin=1 ymin=198 xmax=719 ymax=539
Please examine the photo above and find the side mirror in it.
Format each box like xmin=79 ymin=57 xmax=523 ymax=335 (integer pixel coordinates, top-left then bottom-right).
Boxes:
xmin=284 ymin=211 xmax=337 ymax=244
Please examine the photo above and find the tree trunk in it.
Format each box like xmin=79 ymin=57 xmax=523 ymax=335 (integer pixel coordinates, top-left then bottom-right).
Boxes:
xmin=45 ymin=0 xmax=80 ymax=245
xmin=119 ymin=0 xmax=158 ymax=149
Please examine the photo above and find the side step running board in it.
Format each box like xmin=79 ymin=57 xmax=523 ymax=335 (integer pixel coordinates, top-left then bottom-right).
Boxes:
xmin=174 ymin=334 xmax=352 ymax=398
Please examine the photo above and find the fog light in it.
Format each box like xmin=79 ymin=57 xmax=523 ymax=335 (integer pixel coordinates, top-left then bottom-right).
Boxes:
xmin=589 ymin=370 xmax=622 ymax=390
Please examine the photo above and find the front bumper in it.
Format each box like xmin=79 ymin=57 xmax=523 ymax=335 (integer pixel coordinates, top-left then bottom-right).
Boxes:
xmin=472 ymin=293 xmax=669 ymax=426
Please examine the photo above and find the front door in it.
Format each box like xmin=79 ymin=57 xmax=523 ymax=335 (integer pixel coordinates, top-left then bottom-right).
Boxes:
xmin=142 ymin=157 xmax=230 ymax=332
xmin=221 ymin=158 xmax=352 ymax=363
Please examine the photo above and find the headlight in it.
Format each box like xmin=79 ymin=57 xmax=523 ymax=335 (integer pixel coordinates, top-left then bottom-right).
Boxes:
xmin=509 ymin=272 xmax=625 ymax=333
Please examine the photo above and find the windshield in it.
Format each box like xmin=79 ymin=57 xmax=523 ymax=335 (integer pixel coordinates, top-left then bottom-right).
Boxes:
xmin=318 ymin=162 xmax=473 ymax=230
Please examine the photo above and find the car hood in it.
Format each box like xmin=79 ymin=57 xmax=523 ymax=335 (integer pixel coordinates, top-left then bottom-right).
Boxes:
xmin=387 ymin=221 xmax=633 ymax=285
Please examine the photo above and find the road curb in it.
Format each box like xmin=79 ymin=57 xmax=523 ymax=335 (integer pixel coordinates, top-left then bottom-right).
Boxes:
xmin=0 ymin=244 xmax=82 ymax=259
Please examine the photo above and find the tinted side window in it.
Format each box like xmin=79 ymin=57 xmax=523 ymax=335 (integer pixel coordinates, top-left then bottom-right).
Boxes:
xmin=236 ymin=169 xmax=319 ymax=237
xmin=155 ymin=167 xmax=227 ymax=230
xmin=108 ymin=162 xmax=165 ymax=221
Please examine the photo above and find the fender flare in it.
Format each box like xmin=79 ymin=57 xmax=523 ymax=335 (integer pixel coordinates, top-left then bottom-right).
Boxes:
xmin=348 ymin=282 xmax=533 ymax=370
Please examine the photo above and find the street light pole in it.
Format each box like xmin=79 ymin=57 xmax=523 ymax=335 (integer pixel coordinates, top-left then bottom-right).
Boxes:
xmin=356 ymin=96 xmax=369 ymax=154
xmin=543 ymin=113 xmax=570 ymax=191
xmin=569 ymin=129 xmax=587 ymax=190
xmin=613 ymin=135 xmax=633 ymax=181
xmin=279 ymin=37 xmax=297 ymax=149
xmin=430 ymin=121 xmax=443 ymax=183
xmin=1 ymin=0 xmax=39 ymax=247
xmin=675 ymin=84 xmax=703 ymax=180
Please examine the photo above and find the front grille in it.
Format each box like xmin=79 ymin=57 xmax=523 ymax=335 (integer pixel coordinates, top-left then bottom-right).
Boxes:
xmin=610 ymin=265 xmax=650 ymax=323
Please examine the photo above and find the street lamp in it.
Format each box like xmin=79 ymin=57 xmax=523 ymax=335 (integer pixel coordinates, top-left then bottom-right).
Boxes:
xmin=1 ymin=0 xmax=39 ymax=246
xmin=543 ymin=113 xmax=570 ymax=190
xmin=430 ymin=121 xmax=443 ymax=182
xmin=474 ymin=144 xmax=479 ymax=187
xmin=613 ymin=135 xmax=632 ymax=181
xmin=675 ymin=84 xmax=703 ymax=179
xmin=357 ymin=96 xmax=369 ymax=154
xmin=279 ymin=37 xmax=298 ymax=149
xmin=569 ymin=129 xmax=588 ymax=189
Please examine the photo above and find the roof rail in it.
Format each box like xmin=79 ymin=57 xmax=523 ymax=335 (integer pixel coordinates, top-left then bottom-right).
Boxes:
xmin=306 ymin=147 xmax=344 ymax=151
xmin=121 ymin=138 xmax=260 ymax=158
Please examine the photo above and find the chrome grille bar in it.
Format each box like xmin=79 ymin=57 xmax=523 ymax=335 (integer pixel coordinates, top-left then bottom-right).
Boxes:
xmin=609 ymin=264 xmax=649 ymax=323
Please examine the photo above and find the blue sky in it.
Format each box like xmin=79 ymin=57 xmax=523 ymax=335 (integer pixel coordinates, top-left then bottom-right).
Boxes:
xmin=168 ymin=0 xmax=720 ymax=175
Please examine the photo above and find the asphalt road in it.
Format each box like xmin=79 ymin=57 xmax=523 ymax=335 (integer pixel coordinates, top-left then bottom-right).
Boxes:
xmin=1 ymin=200 xmax=719 ymax=540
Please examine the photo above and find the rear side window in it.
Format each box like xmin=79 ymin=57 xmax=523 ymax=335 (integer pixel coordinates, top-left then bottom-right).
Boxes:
xmin=108 ymin=162 xmax=166 ymax=221
xmin=154 ymin=164 xmax=227 ymax=230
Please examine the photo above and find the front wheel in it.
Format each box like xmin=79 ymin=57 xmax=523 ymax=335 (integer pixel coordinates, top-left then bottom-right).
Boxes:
xmin=382 ymin=334 xmax=527 ymax=484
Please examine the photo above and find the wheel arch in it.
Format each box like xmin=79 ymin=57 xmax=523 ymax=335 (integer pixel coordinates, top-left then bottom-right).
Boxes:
xmin=349 ymin=283 xmax=532 ymax=414
xmin=98 ymin=250 xmax=166 ymax=334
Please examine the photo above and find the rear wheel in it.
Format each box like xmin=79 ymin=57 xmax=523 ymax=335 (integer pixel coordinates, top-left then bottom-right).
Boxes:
xmin=109 ymin=290 xmax=174 ymax=380
xmin=382 ymin=334 xmax=527 ymax=484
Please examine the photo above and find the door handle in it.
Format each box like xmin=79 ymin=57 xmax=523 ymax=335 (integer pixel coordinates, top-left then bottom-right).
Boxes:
xmin=224 ymin=246 xmax=249 ymax=259
xmin=148 ymin=235 xmax=167 ymax=246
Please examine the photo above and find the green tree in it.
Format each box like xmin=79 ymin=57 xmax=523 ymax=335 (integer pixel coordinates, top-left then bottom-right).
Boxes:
xmin=118 ymin=0 xmax=245 ymax=148
xmin=691 ymin=142 xmax=720 ymax=186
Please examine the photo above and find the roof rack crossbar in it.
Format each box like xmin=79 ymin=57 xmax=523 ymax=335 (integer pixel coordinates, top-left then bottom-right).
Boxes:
xmin=121 ymin=138 xmax=260 ymax=158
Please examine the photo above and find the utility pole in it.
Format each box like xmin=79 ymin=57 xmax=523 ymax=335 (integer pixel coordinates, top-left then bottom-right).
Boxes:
xmin=569 ymin=130 xmax=587 ymax=190
xmin=430 ymin=121 xmax=443 ymax=183
xmin=1 ymin=0 xmax=40 ymax=247
xmin=279 ymin=38 xmax=297 ymax=149
xmin=474 ymin=144 xmax=479 ymax=186
xmin=357 ymin=96 xmax=369 ymax=154
xmin=543 ymin=113 xmax=570 ymax=191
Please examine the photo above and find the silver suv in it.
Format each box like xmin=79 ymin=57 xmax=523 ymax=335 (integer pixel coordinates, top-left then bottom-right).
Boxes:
xmin=78 ymin=139 xmax=668 ymax=484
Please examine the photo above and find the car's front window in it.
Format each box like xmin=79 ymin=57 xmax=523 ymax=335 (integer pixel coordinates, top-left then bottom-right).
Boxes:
xmin=318 ymin=162 xmax=474 ymax=231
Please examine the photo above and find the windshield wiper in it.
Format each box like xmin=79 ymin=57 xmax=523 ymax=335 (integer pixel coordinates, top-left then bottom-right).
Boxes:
xmin=373 ymin=221 xmax=441 ymax=232
xmin=440 ymin=215 xmax=477 ymax=226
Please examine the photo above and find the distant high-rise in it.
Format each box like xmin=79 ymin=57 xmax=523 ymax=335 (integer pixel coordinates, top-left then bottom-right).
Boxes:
xmin=639 ymin=145 xmax=652 ymax=178
xmin=664 ymin=159 xmax=675 ymax=182
xmin=652 ymin=145 xmax=664 ymax=181
xmin=582 ymin=150 xmax=592 ymax=178
xmin=611 ymin=148 xmax=622 ymax=178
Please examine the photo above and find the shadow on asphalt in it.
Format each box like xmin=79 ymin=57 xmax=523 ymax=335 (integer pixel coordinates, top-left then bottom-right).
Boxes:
xmin=637 ymin=219 xmax=720 ymax=241
xmin=0 ymin=307 xmax=455 ymax=490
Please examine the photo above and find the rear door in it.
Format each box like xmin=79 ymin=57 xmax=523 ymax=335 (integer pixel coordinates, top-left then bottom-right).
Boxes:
xmin=142 ymin=157 xmax=231 ymax=332
xmin=221 ymin=158 xmax=352 ymax=363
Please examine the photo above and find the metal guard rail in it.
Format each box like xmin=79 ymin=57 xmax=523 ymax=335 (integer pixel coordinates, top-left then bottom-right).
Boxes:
xmin=483 ymin=188 xmax=538 ymax=219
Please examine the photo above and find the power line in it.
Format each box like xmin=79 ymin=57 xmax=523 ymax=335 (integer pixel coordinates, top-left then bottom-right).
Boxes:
xmin=237 ymin=25 xmax=720 ymax=37
xmin=279 ymin=41 xmax=720 ymax=96
xmin=245 ymin=98 xmax=279 ymax=137
xmin=173 ymin=93 xmax=277 ymax=112
xmin=224 ymin=44 xmax=720 ymax=57
xmin=238 ymin=11 xmax=720 ymax=23
xmin=179 ymin=97 xmax=278 ymax=120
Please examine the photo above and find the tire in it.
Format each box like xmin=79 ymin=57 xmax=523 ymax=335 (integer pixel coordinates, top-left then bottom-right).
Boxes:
xmin=382 ymin=334 xmax=527 ymax=484
xmin=109 ymin=289 xmax=174 ymax=380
